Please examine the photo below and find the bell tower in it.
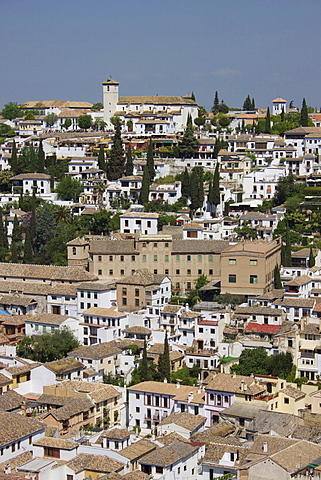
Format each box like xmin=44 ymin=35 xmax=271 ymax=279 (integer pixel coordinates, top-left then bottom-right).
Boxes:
xmin=102 ymin=78 xmax=119 ymax=126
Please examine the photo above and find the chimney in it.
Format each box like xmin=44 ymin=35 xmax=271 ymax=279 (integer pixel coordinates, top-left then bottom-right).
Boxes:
xmin=232 ymin=372 xmax=236 ymax=379
xmin=4 ymin=465 xmax=11 ymax=474
xmin=263 ymin=442 xmax=268 ymax=453
xmin=188 ymin=392 xmax=193 ymax=403
xmin=240 ymin=380 xmax=245 ymax=392
xmin=176 ymin=380 xmax=181 ymax=389
xmin=163 ymin=378 xmax=167 ymax=383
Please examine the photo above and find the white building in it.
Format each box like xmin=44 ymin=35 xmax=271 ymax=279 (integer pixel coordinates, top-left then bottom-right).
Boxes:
xmin=102 ymin=78 xmax=198 ymax=132
xmin=11 ymin=173 xmax=52 ymax=196
xmin=120 ymin=211 xmax=159 ymax=235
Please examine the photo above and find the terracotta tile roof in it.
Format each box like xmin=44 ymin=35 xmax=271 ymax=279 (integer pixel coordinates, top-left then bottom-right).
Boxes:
xmin=128 ymin=381 xmax=201 ymax=398
xmin=0 ymin=263 xmax=97 ymax=282
xmin=234 ymin=306 xmax=282 ymax=316
xmin=0 ymin=295 xmax=36 ymax=307
xmin=69 ymin=342 xmax=121 ymax=359
xmin=28 ymin=313 xmax=77 ymax=325
xmin=280 ymin=386 xmax=305 ymax=400
xmin=172 ymin=239 xmax=229 ymax=253
xmin=45 ymin=398 xmax=93 ymax=421
xmin=161 ymin=305 xmax=182 ymax=314
xmin=21 ymin=100 xmax=93 ymax=109
xmin=269 ymin=440 xmax=321 ymax=474
xmin=274 ymin=298 xmax=315 ymax=308
xmin=5 ymin=362 xmax=42 ymax=376
xmin=122 ymin=326 xmax=151 ymax=334
xmin=118 ymin=95 xmax=197 ymax=106
xmin=67 ymin=453 xmax=124 ymax=474
xmin=117 ymin=269 xmax=166 ymax=286
xmin=0 ymin=411 xmax=43 ymax=446
xmin=0 ymin=281 xmax=51 ymax=296
xmin=202 ymin=441 xmax=250 ymax=466
xmin=206 ymin=373 xmax=265 ymax=396
xmin=11 ymin=173 xmax=50 ymax=180
xmin=77 ymin=281 xmax=115 ymax=291
xmin=159 ymin=412 xmax=206 ymax=432
xmin=139 ymin=440 xmax=198 ymax=467
xmin=33 ymin=437 xmax=78 ymax=450
xmin=285 ymin=274 xmax=312 ymax=286
xmin=37 ymin=394 xmax=76 ymax=407
xmin=0 ymin=390 xmax=23 ymax=410
xmin=89 ymin=239 xmax=138 ymax=255
xmin=120 ymin=439 xmax=156 ymax=461
xmin=0 ymin=315 xmax=25 ymax=326
xmin=0 ymin=451 xmax=33 ymax=473
xmin=45 ymin=357 xmax=85 ymax=375
xmin=49 ymin=284 xmax=78 ymax=296
xmin=82 ymin=307 xmax=125 ymax=318
xmin=245 ymin=323 xmax=282 ymax=334
xmin=103 ymin=428 xmax=130 ymax=440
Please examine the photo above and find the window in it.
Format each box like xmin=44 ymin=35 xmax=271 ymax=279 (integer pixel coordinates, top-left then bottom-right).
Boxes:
xmin=120 ymin=270 xmax=124 ymax=275
xmin=250 ymin=275 xmax=258 ymax=284
xmin=176 ymin=269 xmax=180 ymax=274
xmin=284 ymin=397 xmax=289 ymax=404
xmin=187 ymin=255 xmax=191 ymax=261
xmin=98 ymin=269 xmax=102 ymax=275
xmin=165 ymin=243 xmax=169 ymax=247
xmin=229 ymin=259 xmax=236 ymax=265
xmin=142 ymin=255 xmax=146 ymax=262
xmin=156 ymin=467 xmax=163 ymax=474
xmin=198 ymin=269 xmax=202 ymax=275
xmin=136 ymin=393 xmax=140 ymax=399
xmin=165 ymin=255 xmax=169 ymax=261
xmin=109 ymin=256 xmax=113 ymax=261
xmin=163 ymin=397 xmax=168 ymax=408
xmin=122 ymin=298 xmax=127 ymax=306
xmin=135 ymin=299 xmax=139 ymax=306
xmin=98 ymin=255 xmax=102 ymax=262
xmin=165 ymin=269 xmax=169 ymax=275
xmin=109 ymin=269 xmax=113 ymax=275
xmin=229 ymin=274 xmax=236 ymax=283
xmin=187 ymin=269 xmax=191 ymax=275
xmin=250 ymin=259 xmax=258 ymax=265
xmin=209 ymin=269 xmax=213 ymax=275
xmin=120 ymin=255 xmax=124 ymax=261
xmin=187 ymin=282 xmax=191 ymax=289
xmin=209 ymin=255 xmax=213 ymax=261
xmin=198 ymin=255 xmax=202 ymax=261
xmin=176 ymin=255 xmax=180 ymax=261
xmin=154 ymin=255 xmax=157 ymax=261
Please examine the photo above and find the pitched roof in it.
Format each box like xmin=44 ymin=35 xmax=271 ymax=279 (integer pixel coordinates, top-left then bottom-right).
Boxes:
xmin=245 ymin=323 xmax=282 ymax=334
xmin=172 ymin=239 xmax=229 ymax=253
xmin=122 ymin=326 xmax=151 ymax=334
xmin=139 ymin=440 xmax=198 ymax=467
xmin=118 ymin=95 xmax=197 ymax=106
xmin=45 ymin=398 xmax=93 ymax=421
xmin=0 ymin=411 xmax=43 ymax=446
xmin=67 ymin=453 xmax=124 ymax=474
xmin=117 ymin=269 xmax=166 ymax=286
xmin=27 ymin=313 xmax=76 ymax=325
xmin=235 ymin=306 xmax=282 ymax=316
xmin=82 ymin=307 xmax=125 ymax=318
xmin=0 ymin=263 xmax=97 ymax=282
xmin=280 ymin=386 xmax=305 ymax=400
xmin=121 ymin=439 xmax=156 ymax=460
xmin=159 ymin=412 xmax=206 ymax=432
xmin=45 ymin=357 xmax=85 ymax=375
xmin=0 ymin=390 xmax=24 ymax=411
xmin=273 ymin=297 xmax=315 ymax=308
xmin=89 ymin=239 xmax=137 ymax=255
xmin=69 ymin=342 xmax=121 ymax=359
xmin=33 ymin=437 xmax=78 ymax=450
xmin=103 ymin=428 xmax=130 ymax=440
xmin=206 ymin=373 xmax=265 ymax=395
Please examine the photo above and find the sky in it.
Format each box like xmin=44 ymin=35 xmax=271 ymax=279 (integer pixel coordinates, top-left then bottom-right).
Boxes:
xmin=1 ymin=0 xmax=321 ymax=112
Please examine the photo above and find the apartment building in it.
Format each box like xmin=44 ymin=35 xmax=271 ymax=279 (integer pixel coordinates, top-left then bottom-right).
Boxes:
xmin=220 ymin=238 xmax=282 ymax=297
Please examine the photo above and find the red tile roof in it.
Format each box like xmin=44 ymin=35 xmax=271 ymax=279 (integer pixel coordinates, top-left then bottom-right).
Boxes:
xmin=245 ymin=322 xmax=282 ymax=334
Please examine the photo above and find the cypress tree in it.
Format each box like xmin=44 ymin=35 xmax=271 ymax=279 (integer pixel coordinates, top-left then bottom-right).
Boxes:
xmin=10 ymin=240 xmax=18 ymax=263
xmin=0 ymin=209 xmax=7 ymax=250
xmin=280 ymin=107 xmax=285 ymax=122
xmin=125 ymin=145 xmax=133 ymax=176
xmin=108 ymin=117 xmax=125 ymax=180
xmin=12 ymin=215 xmax=22 ymax=243
xmin=300 ymin=98 xmax=309 ymax=127
xmin=141 ymin=339 xmax=148 ymax=382
xmin=283 ymin=222 xmax=292 ymax=267
xmin=251 ymin=98 xmax=256 ymax=110
xmin=158 ymin=332 xmax=170 ymax=382
xmin=243 ymin=95 xmax=252 ymax=110
xmin=30 ymin=191 xmax=37 ymax=243
xmin=177 ymin=114 xmax=198 ymax=159
xmin=309 ymin=246 xmax=315 ymax=268
xmin=265 ymin=107 xmax=271 ymax=134
xmin=241 ymin=119 xmax=245 ymax=133
xmin=191 ymin=91 xmax=196 ymax=102
xmin=208 ymin=179 xmax=214 ymax=217
xmin=11 ymin=139 xmax=17 ymax=174
xmin=23 ymin=228 xmax=33 ymax=264
xmin=98 ymin=145 xmax=105 ymax=171
xmin=146 ymin=138 xmax=155 ymax=181
xmin=181 ymin=167 xmax=190 ymax=200
xmin=274 ymin=264 xmax=282 ymax=289
xmin=50 ymin=155 xmax=55 ymax=191
xmin=29 ymin=145 xmax=36 ymax=173
xmin=213 ymin=91 xmax=219 ymax=111
xmin=140 ymin=166 xmax=150 ymax=204
xmin=190 ymin=166 xmax=204 ymax=212
xmin=213 ymin=161 xmax=220 ymax=208
xmin=37 ymin=139 xmax=45 ymax=173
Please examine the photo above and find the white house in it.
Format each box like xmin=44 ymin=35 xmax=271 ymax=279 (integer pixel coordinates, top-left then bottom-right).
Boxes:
xmin=120 ymin=211 xmax=159 ymax=235
xmin=11 ymin=173 xmax=51 ymax=196
xmin=272 ymin=97 xmax=287 ymax=116
xmin=24 ymin=314 xmax=80 ymax=340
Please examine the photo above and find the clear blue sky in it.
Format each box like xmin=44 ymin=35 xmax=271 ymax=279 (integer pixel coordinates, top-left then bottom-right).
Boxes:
xmin=1 ymin=0 xmax=321 ymax=111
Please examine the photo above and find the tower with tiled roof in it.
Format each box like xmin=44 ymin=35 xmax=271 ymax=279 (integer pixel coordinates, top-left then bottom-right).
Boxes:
xmin=102 ymin=78 xmax=120 ymax=126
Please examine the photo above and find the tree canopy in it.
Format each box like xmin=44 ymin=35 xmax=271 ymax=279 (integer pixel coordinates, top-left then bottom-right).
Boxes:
xmin=1 ymin=102 xmax=22 ymax=120
xmin=17 ymin=327 xmax=79 ymax=363
xmin=231 ymin=348 xmax=293 ymax=379
xmin=55 ymin=176 xmax=84 ymax=202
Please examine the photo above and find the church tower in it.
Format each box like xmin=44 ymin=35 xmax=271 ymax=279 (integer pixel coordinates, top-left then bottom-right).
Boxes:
xmin=102 ymin=78 xmax=119 ymax=126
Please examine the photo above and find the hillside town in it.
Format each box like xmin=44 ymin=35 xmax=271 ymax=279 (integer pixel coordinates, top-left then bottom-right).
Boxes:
xmin=1 ymin=78 xmax=321 ymax=480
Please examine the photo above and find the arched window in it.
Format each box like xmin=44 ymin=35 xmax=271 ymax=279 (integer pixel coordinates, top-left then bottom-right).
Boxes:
xmin=72 ymin=247 xmax=76 ymax=255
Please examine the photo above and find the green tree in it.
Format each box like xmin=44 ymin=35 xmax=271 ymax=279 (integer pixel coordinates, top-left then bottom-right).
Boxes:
xmin=23 ymin=227 xmax=33 ymax=263
xmin=213 ymin=91 xmax=220 ymax=113
xmin=97 ymin=145 xmax=106 ymax=171
xmin=141 ymin=339 xmax=149 ymax=382
xmin=44 ymin=113 xmax=58 ymax=128
xmin=140 ymin=166 xmax=150 ymax=204
xmin=190 ymin=166 xmax=204 ymax=212
xmin=37 ymin=139 xmax=45 ymax=173
xmin=93 ymin=118 xmax=107 ymax=131
xmin=265 ymin=107 xmax=271 ymax=134
xmin=62 ymin=118 xmax=72 ymax=130
xmin=231 ymin=347 xmax=269 ymax=376
xmin=158 ymin=332 xmax=170 ymax=381
xmin=268 ymin=352 xmax=293 ymax=378
xmin=56 ymin=176 xmax=84 ymax=202
xmin=243 ymin=95 xmax=252 ymax=110
xmin=17 ymin=327 xmax=79 ymax=363
xmin=309 ymin=246 xmax=315 ymax=268
xmin=34 ymin=203 xmax=56 ymax=260
xmin=146 ymin=138 xmax=155 ymax=181
xmin=10 ymin=139 xmax=17 ymax=175
xmin=108 ymin=117 xmax=125 ymax=180
xmin=300 ymin=98 xmax=309 ymax=127
xmin=1 ymin=102 xmax=21 ymax=120
xmin=78 ymin=114 xmax=92 ymax=130
xmin=125 ymin=145 xmax=133 ymax=176
xmin=176 ymin=114 xmax=199 ymax=158
xmin=0 ymin=209 xmax=8 ymax=251
xmin=10 ymin=240 xmax=18 ymax=263
xmin=274 ymin=264 xmax=282 ymax=289
xmin=213 ymin=161 xmax=220 ymax=211
xmin=283 ymin=222 xmax=292 ymax=267
xmin=91 ymin=102 xmax=103 ymax=111
xmin=181 ymin=167 xmax=190 ymax=200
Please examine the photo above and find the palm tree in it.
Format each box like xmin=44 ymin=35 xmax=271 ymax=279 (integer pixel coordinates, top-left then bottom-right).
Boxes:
xmin=54 ymin=205 xmax=72 ymax=224
xmin=94 ymin=181 xmax=106 ymax=210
